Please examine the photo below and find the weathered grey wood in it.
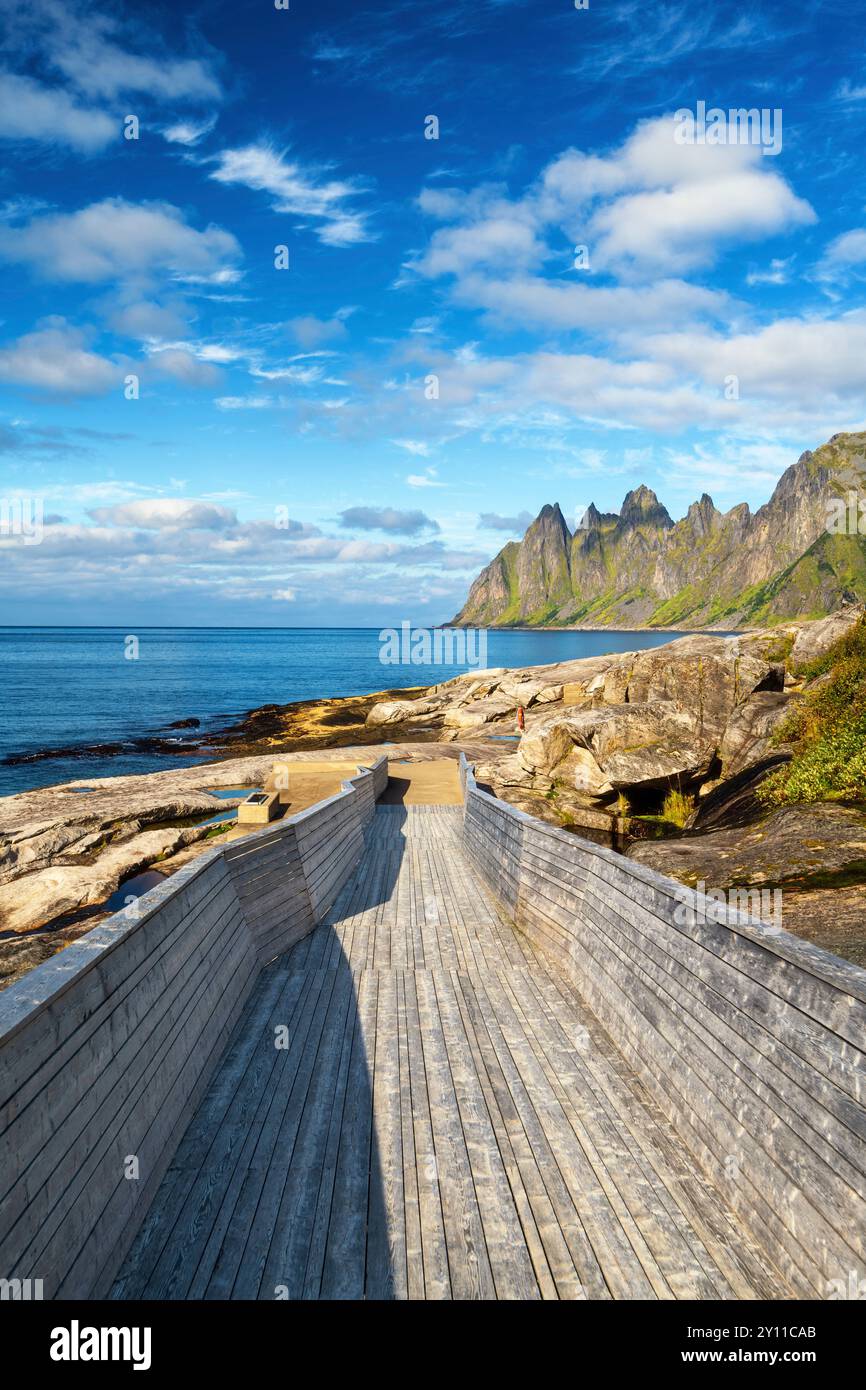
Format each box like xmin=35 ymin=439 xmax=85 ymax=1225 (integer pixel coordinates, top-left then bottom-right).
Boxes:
xmin=112 ymin=802 xmax=793 ymax=1301
xmin=0 ymin=759 xmax=386 ymax=1299
xmin=5 ymin=746 xmax=860 ymax=1302
xmin=458 ymin=753 xmax=866 ymax=1299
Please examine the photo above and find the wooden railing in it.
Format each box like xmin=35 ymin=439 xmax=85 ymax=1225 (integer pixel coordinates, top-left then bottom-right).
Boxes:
xmin=0 ymin=756 xmax=387 ymax=1299
xmin=459 ymin=753 xmax=866 ymax=1298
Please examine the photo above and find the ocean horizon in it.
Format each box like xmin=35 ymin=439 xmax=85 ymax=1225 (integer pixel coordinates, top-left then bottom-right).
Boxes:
xmin=0 ymin=625 xmax=705 ymax=795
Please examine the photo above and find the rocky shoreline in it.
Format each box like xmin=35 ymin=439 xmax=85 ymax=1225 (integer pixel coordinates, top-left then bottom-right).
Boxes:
xmin=2 ymin=604 xmax=865 ymax=990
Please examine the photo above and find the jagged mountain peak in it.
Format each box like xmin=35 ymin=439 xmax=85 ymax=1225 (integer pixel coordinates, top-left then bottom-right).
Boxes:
xmin=685 ymin=494 xmax=720 ymax=536
xmin=526 ymin=502 xmax=571 ymax=537
xmin=618 ymin=485 xmax=673 ymax=530
xmin=450 ymin=431 xmax=866 ymax=629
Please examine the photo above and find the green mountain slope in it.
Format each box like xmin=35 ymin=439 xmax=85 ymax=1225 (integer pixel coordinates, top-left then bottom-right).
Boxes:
xmin=452 ymin=431 xmax=866 ymax=629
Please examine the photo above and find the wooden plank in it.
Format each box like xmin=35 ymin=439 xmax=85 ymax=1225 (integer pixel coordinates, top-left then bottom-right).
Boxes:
xmin=366 ymin=970 xmax=405 ymax=1298
xmin=413 ymin=969 xmax=496 ymax=1299
xmin=319 ymin=971 xmax=378 ymax=1298
xmin=401 ymin=969 xmax=451 ymax=1298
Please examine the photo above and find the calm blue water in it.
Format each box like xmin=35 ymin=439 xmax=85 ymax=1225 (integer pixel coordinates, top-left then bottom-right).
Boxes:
xmin=0 ymin=627 xmax=692 ymax=795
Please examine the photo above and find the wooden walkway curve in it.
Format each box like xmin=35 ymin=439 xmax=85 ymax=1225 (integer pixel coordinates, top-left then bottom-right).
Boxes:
xmin=113 ymin=805 xmax=784 ymax=1300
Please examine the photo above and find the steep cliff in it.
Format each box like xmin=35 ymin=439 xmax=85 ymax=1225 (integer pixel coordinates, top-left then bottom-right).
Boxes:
xmin=452 ymin=431 xmax=866 ymax=628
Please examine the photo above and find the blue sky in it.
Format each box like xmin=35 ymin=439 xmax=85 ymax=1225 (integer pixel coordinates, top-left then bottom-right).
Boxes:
xmin=1 ymin=0 xmax=865 ymax=624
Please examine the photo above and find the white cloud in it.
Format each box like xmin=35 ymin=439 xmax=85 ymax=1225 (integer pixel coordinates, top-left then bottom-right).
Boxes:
xmin=162 ymin=116 xmax=217 ymax=147
xmin=836 ymin=79 xmax=866 ymax=103
xmin=0 ymin=2 xmax=223 ymax=159
xmin=415 ymin=116 xmax=814 ymax=290
xmin=286 ymin=314 xmax=350 ymax=348
xmin=746 ymin=257 xmax=792 ymax=286
xmin=416 ymin=202 xmax=544 ymax=278
xmin=451 ymin=272 xmax=728 ymax=334
xmin=89 ymin=499 xmax=236 ymax=529
xmin=33 ymin=1 xmax=221 ymax=103
xmin=147 ymin=349 xmax=221 ymax=388
xmin=209 ymin=143 xmax=373 ymax=246
xmin=106 ymin=298 xmax=191 ymax=340
xmin=0 ymin=320 xmax=120 ymax=394
xmin=0 ymin=198 xmax=240 ymax=285
xmin=250 ymin=362 xmax=325 ymax=384
xmin=215 ymin=395 xmax=271 ymax=410
xmin=405 ymin=465 xmax=445 ymax=488
xmin=662 ymin=438 xmax=798 ymax=494
xmin=56 ymin=43 xmax=219 ymax=102
xmin=817 ymin=229 xmax=866 ymax=282
xmin=646 ymin=315 xmax=866 ymax=401
xmin=548 ymin=117 xmax=816 ymax=274
xmin=393 ymin=439 xmax=433 ymax=457
xmin=0 ymin=71 xmax=116 ymax=151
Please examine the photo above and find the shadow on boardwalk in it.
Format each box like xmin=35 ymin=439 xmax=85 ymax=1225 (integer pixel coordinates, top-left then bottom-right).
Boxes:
xmin=114 ymin=802 xmax=788 ymax=1302
xmin=112 ymin=811 xmax=407 ymax=1301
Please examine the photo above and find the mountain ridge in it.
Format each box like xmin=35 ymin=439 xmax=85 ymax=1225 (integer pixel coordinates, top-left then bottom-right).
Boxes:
xmin=451 ymin=431 xmax=866 ymax=629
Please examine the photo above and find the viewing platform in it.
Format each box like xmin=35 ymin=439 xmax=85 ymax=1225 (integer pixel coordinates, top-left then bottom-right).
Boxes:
xmin=1 ymin=755 xmax=864 ymax=1300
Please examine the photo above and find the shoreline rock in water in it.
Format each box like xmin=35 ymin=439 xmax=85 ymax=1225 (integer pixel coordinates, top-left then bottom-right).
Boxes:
xmin=2 ymin=604 xmax=864 ymax=988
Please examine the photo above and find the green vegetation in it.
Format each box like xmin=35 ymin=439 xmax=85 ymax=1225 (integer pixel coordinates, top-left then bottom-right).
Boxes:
xmin=661 ymin=788 xmax=695 ymax=827
xmin=758 ymin=615 xmax=866 ymax=805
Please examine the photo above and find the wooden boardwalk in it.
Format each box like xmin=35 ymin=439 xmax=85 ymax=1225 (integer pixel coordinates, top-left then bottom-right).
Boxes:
xmin=113 ymin=806 xmax=786 ymax=1300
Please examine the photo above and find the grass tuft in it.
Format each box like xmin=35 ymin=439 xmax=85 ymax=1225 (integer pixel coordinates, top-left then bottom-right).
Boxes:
xmin=758 ymin=615 xmax=866 ymax=805
xmin=661 ymin=787 xmax=695 ymax=827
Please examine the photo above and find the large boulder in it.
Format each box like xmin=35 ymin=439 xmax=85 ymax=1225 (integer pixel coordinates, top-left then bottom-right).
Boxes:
xmin=789 ymin=604 xmax=864 ymax=671
xmin=443 ymin=694 xmax=518 ymax=729
xmin=496 ymin=674 xmax=562 ymax=706
xmin=516 ymin=716 xmax=576 ymax=776
xmin=516 ymin=701 xmax=713 ymax=792
xmin=365 ymin=697 xmax=443 ymax=727
xmin=602 ymin=738 xmax=715 ymax=791
xmin=428 ymin=668 xmax=507 ymax=697
xmin=601 ymin=637 xmax=771 ymax=740
xmin=719 ymin=691 xmax=792 ymax=777
xmin=558 ymin=747 xmax=614 ymax=797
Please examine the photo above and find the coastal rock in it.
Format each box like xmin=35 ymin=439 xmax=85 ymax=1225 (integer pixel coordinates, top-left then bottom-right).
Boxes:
xmin=514 ymin=699 xmax=714 ymax=794
xmin=365 ymin=697 xmax=443 ymax=727
xmin=602 ymin=737 xmax=715 ymax=791
xmin=0 ymin=824 xmax=212 ymax=934
xmin=0 ymin=792 xmax=233 ymax=885
xmin=718 ymin=691 xmax=792 ymax=777
xmin=558 ymin=747 xmax=614 ymax=797
xmin=443 ymin=695 xmax=517 ymax=729
xmin=516 ymin=717 xmax=575 ymax=776
xmin=687 ymin=757 xmax=792 ymax=831
xmin=473 ymin=754 xmax=540 ymax=789
xmin=495 ymin=675 xmax=562 ymax=706
xmin=789 ymin=603 xmax=864 ymax=671
xmin=627 ymin=802 xmax=866 ymax=890
xmin=601 ymin=638 xmax=771 ymax=739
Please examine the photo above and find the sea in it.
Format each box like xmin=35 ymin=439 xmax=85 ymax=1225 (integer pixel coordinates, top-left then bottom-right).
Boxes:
xmin=0 ymin=626 xmax=697 ymax=796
